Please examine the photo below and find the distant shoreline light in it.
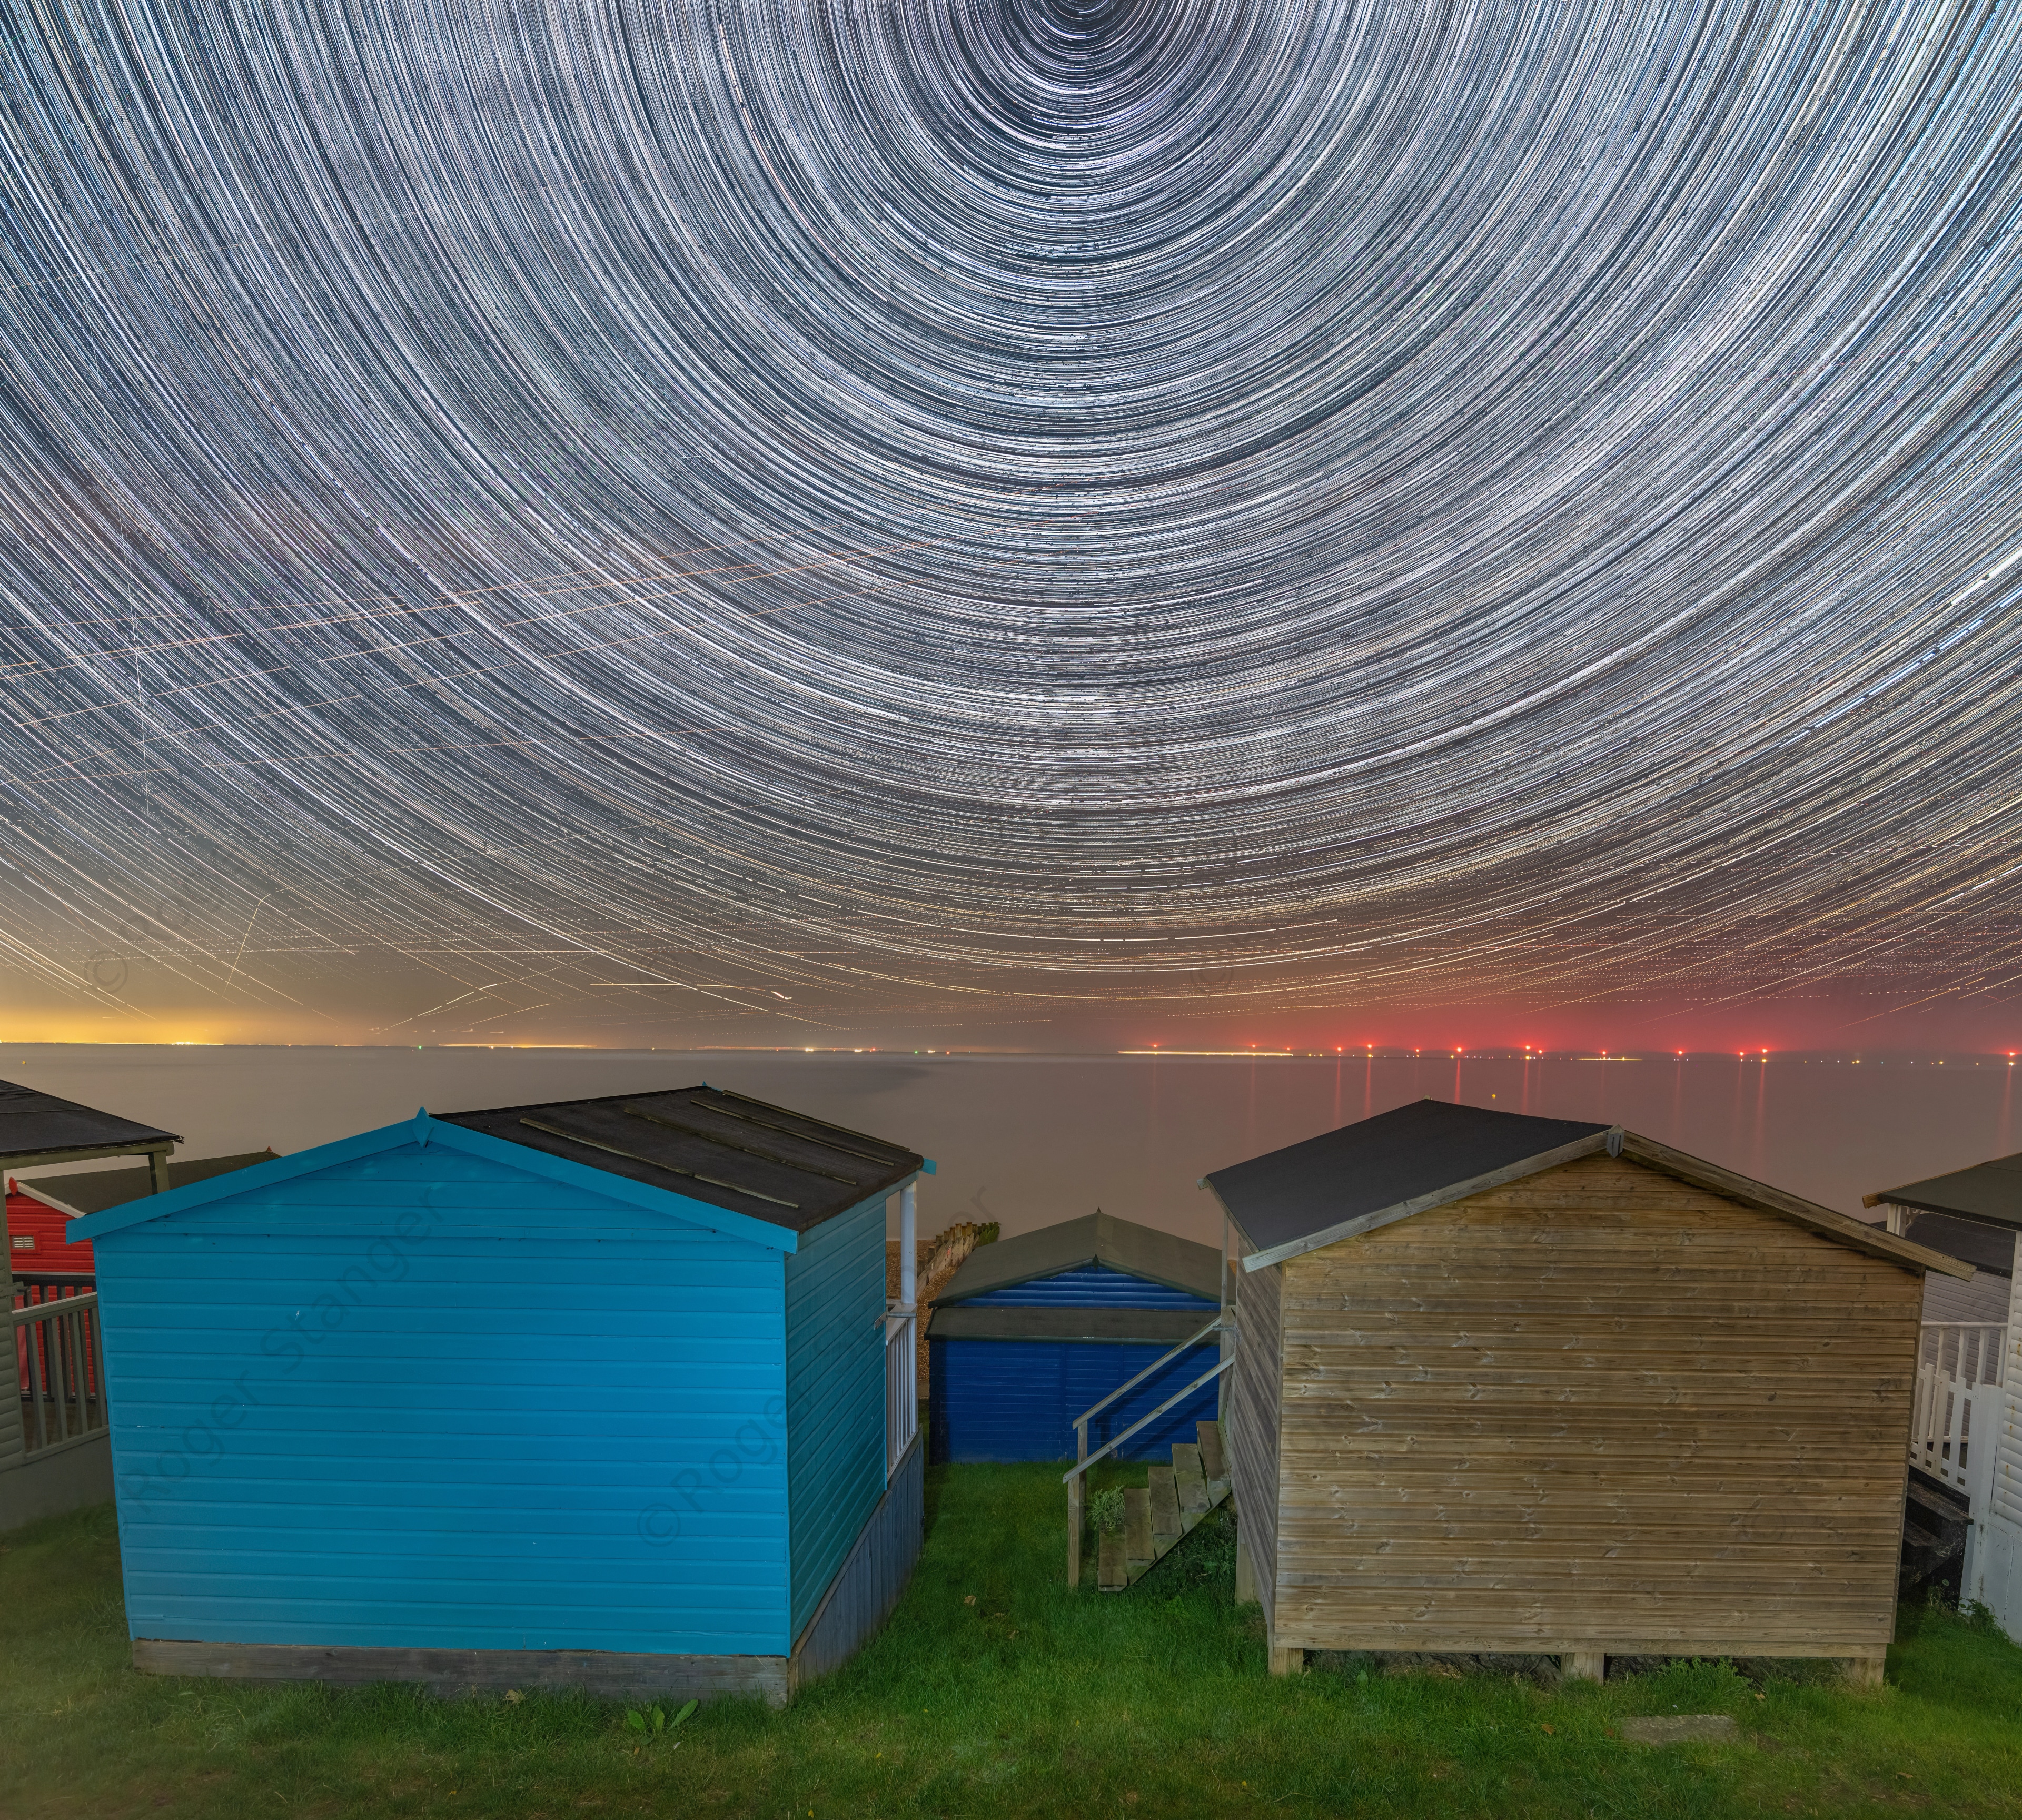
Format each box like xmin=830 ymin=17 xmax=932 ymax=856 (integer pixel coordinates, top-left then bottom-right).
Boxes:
xmin=1118 ymin=1049 xmax=1296 ymax=1057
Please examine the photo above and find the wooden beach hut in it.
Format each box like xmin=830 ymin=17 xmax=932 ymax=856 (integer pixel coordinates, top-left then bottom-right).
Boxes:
xmin=1867 ymin=1149 xmax=2022 ymax=1631
xmin=927 ymin=1211 xmax=1224 ymax=1464
xmin=74 ymin=1086 xmax=934 ymax=1704
xmin=11 ymin=1152 xmax=281 ymax=1283
xmin=1205 ymin=1099 xmax=1967 ymax=1683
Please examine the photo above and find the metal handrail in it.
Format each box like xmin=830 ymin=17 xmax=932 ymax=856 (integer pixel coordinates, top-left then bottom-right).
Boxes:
xmin=1062 ymin=1352 xmax=1234 ymax=1485
xmin=1068 ymin=1313 xmax=1226 ymax=1436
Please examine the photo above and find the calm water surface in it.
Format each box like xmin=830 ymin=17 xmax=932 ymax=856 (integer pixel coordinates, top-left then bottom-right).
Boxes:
xmin=5 ymin=1045 xmax=2015 ymax=1247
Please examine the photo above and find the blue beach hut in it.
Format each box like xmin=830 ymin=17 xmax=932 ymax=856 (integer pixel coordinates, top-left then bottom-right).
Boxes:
xmin=927 ymin=1211 xmax=1225 ymax=1463
xmin=73 ymin=1086 xmax=933 ymax=1704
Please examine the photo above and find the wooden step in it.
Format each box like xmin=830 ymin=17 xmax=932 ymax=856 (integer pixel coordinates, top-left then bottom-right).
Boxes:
xmin=1097 ymin=1448 xmax=1237 ymax=1594
xmin=1124 ymin=1488 xmax=1154 ymax=1582
xmin=1147 ymin=1464 xmax=1182 ymax=1544
xmin=1906 ymin=1478 xmax=1969 ymax=1535
xmin=1197 ymin=1421 xmax=1227 ymax=1483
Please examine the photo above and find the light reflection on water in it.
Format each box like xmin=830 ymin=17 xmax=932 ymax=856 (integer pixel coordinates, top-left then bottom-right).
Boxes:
xmin=5 ymin=1044 xmax=2014 ymax=1246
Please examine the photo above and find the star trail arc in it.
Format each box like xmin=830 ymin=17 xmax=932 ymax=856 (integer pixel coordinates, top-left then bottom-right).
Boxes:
xmin=1 ymin=0 xmax=2020 ymax=1044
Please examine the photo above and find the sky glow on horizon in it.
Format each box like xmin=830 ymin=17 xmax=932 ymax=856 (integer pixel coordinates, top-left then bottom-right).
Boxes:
xmin=2 ymin=0 xmax=2020 ymax=1051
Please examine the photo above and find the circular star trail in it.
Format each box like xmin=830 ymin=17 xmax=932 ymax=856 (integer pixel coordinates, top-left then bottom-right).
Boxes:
xmin=1 ymin=0 xmax=2019 ymax=1042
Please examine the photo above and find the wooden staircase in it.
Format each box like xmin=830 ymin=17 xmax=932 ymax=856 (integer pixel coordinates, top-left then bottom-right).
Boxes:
xmin=1096 ymin=1421 xmax=1232 ymax=1591
xmin=1900 ymin=1466 xmax=1970 ymax=1597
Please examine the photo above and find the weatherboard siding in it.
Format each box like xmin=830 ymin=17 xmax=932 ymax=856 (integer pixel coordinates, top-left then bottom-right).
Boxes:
xmin=957 ymin=1264 xmax=1217 ymax=1311
xmin=785 ymin=1193 xmax=888 ymax=1638
xmin=929 ymin=1338 xmax=1221 ymax=1462
xmin=1269 ymin=1152 xmax=1922 ymax=1656
xmin=92 ymin=1143 xmax=794 ymax=1656
xmin=148 ymin=1143 xmax=739 ymax=1240
xmin=1227 ymin=1240 xmax=1282 ymax=1632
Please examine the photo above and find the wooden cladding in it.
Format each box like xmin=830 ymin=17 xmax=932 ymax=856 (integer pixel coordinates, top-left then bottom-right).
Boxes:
xmin=1263 ymin=1152 xmax=1922 ymax=1657
xmin=1227 ymin=1239 xmax=1283 ymax=1630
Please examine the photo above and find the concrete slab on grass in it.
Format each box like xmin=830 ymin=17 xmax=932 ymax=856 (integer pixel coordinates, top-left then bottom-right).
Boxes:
xmin=1620 ymin=1715 xmax=1738 ymax=1746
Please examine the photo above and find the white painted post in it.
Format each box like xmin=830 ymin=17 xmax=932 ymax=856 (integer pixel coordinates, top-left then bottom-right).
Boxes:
xmin=900 ymin=1180 xmax=917 ymax=1310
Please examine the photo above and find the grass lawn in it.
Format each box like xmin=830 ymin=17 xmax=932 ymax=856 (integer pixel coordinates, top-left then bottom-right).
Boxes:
xmin=4 ymin=1462 xmax=2020 ymax=1818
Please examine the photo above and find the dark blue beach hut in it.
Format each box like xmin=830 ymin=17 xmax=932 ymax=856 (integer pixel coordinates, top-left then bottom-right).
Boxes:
xmin=927 ymin=1211 xmax=1224 ymax=1463
xmin=74 ymin=1087 xmax=933 ymax=1704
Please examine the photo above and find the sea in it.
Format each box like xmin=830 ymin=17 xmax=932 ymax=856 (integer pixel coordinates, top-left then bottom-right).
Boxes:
xmin=4 ymin=1043 xmax=2014 ymax=1245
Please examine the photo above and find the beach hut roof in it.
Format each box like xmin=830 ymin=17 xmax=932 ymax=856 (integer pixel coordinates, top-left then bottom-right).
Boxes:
xmin=1865 ymin=1150 xmax=2022 ymax=1230
xmin=1206 ymin=1097 xmax=1969 ymax=1278
xmin=936 ymin=1209 xmax=1222 ymax=1304
xmin=434 ymin=1084 xmax=925 ymax=1233
xmin=13 ymin=1150 xmax=279 ymax=1218
xmin=0 ymin=1076 xmax=180 ymax=1168
xmin=72 ymin=1091 xmax=928 ymax=1251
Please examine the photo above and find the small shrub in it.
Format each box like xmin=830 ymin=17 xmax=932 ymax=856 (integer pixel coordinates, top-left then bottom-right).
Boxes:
xmin=622 ymin=1699 xmax=697 ymax=1742
xmin=1088 ymin=1488 xmax=1126 ymax=1535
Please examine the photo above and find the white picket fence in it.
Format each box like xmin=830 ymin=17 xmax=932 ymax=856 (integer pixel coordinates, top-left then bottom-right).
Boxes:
xmin=1911 ymin=1321 xmax=2004 ymax=1495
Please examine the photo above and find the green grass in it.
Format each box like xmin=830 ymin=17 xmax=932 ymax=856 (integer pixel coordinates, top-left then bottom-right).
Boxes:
xmin=4 ymin=1465 xmax=2021 ymax=1817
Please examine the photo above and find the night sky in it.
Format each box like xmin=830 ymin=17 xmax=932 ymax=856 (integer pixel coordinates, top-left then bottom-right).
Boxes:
xmin=2 ymin=1 xmax=2019 ymax=1053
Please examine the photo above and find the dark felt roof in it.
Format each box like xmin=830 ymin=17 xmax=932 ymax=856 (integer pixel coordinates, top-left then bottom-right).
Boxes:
xmin=0 ymin=1077 xmax=180 ymax=1163
xmin=1203 ymin=1099 xmax=1967 ymax=1280
xmin=935 ymin=1210 xmax=1224 ymax=1304
xmin=1869 ymin=1152 xmax=2022 ymax=1231
xmin=14 ymin=1151 xmax=279 ymax=1218
xmin=927 ymin=1305 xmax=1222 ymax=1346
xmin=436 ymin=1085 xmax=923 ymax=1233
xmin=1896 ymin=1209 xmax=2015 ymax=1275
xmin=1207 ymin=1100 xmax=1608 ymax=1255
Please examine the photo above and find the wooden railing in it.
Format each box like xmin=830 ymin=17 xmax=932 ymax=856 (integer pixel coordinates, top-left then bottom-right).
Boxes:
xmin=884 ymin=1304 xmax=918 ymax=1478
xmin=1069 ymin=1313 xmax=1227 ymax=1468
xmin=1912 ymin=1320 xmax=2005 ymax=1496
xmin=12 ymin=1271 xmax=96 ymax=1308
xmin=1063 ymin=1342 xmax=1235 ymax=1590
xmin=12 ymin=1289 xmax=106 ymax=1456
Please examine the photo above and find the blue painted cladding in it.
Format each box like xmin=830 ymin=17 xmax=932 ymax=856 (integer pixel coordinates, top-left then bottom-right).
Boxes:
xmin=90 ymin=1139 xmax=795 ymax=1655
xmin=928 ymin=1339 xmax=1221 ymax=1463
xmin=784 ymin=1193 xmax=887 ymax=1638
xmin=957 ymin=1264 xmax=1216 ymax=1311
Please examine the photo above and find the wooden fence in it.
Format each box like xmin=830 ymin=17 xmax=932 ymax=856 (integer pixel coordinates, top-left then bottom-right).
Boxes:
xmin=1912 ymin=1320 xmax=2004 ymax=1495
xmin=12 ymin=1288 xmax=107 ymax=1456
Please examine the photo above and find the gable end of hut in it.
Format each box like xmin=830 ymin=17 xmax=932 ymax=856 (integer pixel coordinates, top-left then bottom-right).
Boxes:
xmin=1266 ymin=1148 xmax=1924 ymax=1659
